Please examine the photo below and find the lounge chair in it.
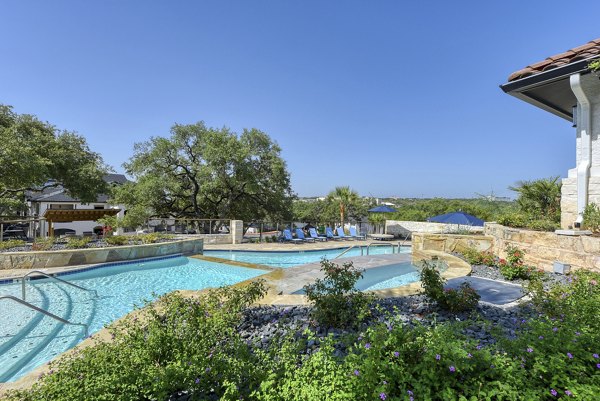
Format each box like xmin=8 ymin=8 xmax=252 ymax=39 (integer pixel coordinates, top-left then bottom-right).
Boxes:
xmin=283 ymin=229 xmax=304 ymax=244
xmin=336 ymin=227 xmax=353 ymax=240
xmin=325 ymin=227 xmax=343 ymax=241
xmin=309 ymin=228 xmax=327 ymax=242
xmin=295 ymin=228 xmax=315 ymax=243
xmin=349 ymin=226 xmax=366 ymax=240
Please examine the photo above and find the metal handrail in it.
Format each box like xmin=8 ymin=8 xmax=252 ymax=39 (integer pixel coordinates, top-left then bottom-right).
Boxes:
xmin=0 ymin=295 xmax=89 ymax=337
xmin=366 ymin=242 xmax=398 ymax=255
xmin=399 ymin=232 xmax=411 ymax=248
xmin=334 ymin=245 xmax=361 ymax=259
xmin=21 ymin=270 xmax=98 ymax=301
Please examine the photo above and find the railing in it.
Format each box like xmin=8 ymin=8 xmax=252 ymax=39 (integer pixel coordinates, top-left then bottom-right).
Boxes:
xmin=20 ymin=270 xmax=98 ymax=301
xmin=365 ymin=242 xmax=398 ymax=255
xmin=334 ymin=244 xmax=362 ymax=259
xmin=0 ymin=295 xmax=89 ymax=337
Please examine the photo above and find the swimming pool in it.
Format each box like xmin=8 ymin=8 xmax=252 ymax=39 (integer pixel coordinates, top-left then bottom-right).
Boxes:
xmin=204 ymin=245 xmax=410 ymax=268
xmin=0 ymin=256 xmax=267 ymax=382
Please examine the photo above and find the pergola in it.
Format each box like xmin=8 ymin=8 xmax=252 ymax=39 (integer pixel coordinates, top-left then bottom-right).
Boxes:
xmin=43 ymin=209 xmax=121 ymax=237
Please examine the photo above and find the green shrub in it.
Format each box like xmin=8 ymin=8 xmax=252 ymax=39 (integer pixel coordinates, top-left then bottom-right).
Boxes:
xmin=32 ymin=237 xmax=55 ymax=251
xmin=104 ymin=235 xmax=129 ymax=246
xmin=498 ymin=245 xmax=542 ymax=281
xmin=303 ymin=259 xmax=373 ymax=328
xmin=583 ymin=202 xmax=600 ymax=233
xmin=420 ymin=260 xmax=480 ymax=312
xmin=497 ymin=212 xmax=530 ymax=228
xmin=461 ymin=247 xmax=496 ymax=266
xmin=6 ymin=281 xmax=268 ymax=401
xmin=65 ymin=237 xmax=91 ymax=249
xmin=138 ymin=233 xmax=161 ymax=244
xmin=0 ymin=239 xmax=26 ymax=250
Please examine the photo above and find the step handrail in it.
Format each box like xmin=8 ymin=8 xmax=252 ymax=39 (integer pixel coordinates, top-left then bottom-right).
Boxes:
xmin=0 ymin=295 xmax=89 ymax=337
xmin=366 ymin=242 xmax=398 ymax=255
xmin=334 ymin=244 xmax=361 ymax=259
xmin=21 ymin=270 xmax=98 ymax=301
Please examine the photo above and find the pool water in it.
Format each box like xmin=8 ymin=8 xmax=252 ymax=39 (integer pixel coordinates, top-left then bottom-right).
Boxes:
xmin=204 ymin=245 xmax=409 ymax=268
xmin=0 ymin=256 xmax=267 ymax=382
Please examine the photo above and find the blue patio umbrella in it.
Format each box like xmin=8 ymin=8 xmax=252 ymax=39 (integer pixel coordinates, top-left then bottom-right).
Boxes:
xmin=368 ymin=205 xmax=397 ymax=213
xmin=427 ymin=211 xmax=484 ymax=226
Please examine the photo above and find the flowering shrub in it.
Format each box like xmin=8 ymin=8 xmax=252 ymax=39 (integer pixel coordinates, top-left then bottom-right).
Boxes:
xmin=461 ymin=247 xmax=496 ymax=266
xmin=499 ymin=245 xmax=541 ymax=280
xmin=420 ymin=260 xmax=480 ymax=312
xmin=303 ymin=259 xmax=373 ymax=328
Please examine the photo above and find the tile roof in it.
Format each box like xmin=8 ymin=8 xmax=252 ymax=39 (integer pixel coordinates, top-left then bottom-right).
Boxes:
xmin=508 ymin=38 xmax=600 ymax=82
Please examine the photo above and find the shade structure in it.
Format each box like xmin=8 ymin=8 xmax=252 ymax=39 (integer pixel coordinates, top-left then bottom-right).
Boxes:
xmin=427 ymin=211 xmax=484 ymax=226
xmin=368 ymin=205 xmax=397 ymax=213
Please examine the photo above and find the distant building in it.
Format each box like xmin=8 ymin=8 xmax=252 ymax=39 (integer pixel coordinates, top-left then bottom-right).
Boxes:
xmin=26 ymin=174 xmax=128 ymax=237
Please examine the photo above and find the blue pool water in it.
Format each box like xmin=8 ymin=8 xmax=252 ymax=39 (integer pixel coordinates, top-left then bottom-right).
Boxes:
xmin=0 ymin=256 xmax=267 ymax=382
xmin=204 ymin=245 xmax=409 ymax=268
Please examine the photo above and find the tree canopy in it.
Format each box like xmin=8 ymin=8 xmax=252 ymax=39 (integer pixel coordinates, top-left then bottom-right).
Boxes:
xmin=0 ymin=104 xmax=107 ymax=215
xmin=114 ymin=122 xmax=294 ymax=221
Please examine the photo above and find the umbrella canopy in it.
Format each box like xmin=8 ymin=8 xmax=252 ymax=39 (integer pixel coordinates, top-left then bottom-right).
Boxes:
xmin=368 ymin=205 xmax=397 ymax=213
xmin=427 ymin=211 xmax=484 ymax=226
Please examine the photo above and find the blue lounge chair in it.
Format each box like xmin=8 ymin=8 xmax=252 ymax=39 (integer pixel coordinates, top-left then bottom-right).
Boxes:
xmin=325 ymin=227 xmax=343 ymax=241
xmin=309 ymin=228 xmax=327 ymax=242
xmin=283 ymin=229 xmax=304 ymax=244
xmin=336 ymin=227 xmax=353 ymax=240
xmin=349 ymin=226 xmax=366 ymax=240
xmin=295 ymin=228 xmax=315 ymax=243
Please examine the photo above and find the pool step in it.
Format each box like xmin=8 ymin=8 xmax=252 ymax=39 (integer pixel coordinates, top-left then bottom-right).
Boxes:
xmin=191 ymin=255 xmax=277 ymax=271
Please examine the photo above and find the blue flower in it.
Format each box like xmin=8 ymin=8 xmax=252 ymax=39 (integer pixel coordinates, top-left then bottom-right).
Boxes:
xmin=354 ymin=369 xmax=360 ymax=376
xmin=449 ymin=366 xmax=456 ymax=372
xmin=550 ymin=389 xmax=557 ymax=396
xmin=435 ymin=354 xmax=441 ymax=360
xmin=379 ymin=392 xmax=387 ymax=400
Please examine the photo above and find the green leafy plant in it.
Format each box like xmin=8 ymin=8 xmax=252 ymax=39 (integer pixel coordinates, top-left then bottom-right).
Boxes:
xmin=303 ymin=259 xmax=373 ymax=328
xmin=65 ymin=237 xmax=91 ymax=249
xmin=461 ymin=247 xmax=496 ymax=266
xmin=420 ymin=260 xmax=480 ymax=312
xmin=0 ymin=239 xmax=25 ymax=250
xmin=32 ymin=237 xmax=55 ymax=251
xmin=498 ymin=245 xmax=542 ymax=280
xmin=582 ymin=202 xmax=600 ymax=233
xmin=104 ymin=235 xmax=129 ymax=246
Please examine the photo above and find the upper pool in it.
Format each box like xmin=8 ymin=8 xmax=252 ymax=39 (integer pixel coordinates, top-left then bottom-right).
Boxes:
xmin=0 ymin=256 xmax=267 ymax=382
xmin=204 ymin=245 xmax=410 ymax=268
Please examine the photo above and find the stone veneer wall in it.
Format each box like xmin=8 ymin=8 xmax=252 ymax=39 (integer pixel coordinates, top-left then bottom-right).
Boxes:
xmin=561 ymin=176 xmax=600 ymax=228
xmin=385 ymin=220 xmax=484 ymax=237
xmin=411 ymin=233 xmax=493 ymax=254
xmin=0 ymin=238 xmax=203 ymax=270
xmin=485 ymin=223 xmax=599 ymax=272
xmin=195 ymin=234 xmax=231 ymax=244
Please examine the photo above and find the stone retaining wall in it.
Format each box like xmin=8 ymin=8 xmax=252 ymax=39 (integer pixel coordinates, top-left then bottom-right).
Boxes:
xmin=0 ymin=238 xmax=204 ymax=270
xmin=485 ymin=223 xmax=600 ymax=272
xmin=385 ymin=220 xmax=484 ymax=237
xmin=412 ymin=233 xmax=493 ymax=254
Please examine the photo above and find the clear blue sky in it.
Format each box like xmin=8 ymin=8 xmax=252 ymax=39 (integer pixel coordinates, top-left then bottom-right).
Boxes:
xmin=2 ymin=1 xmax=599 ymax=198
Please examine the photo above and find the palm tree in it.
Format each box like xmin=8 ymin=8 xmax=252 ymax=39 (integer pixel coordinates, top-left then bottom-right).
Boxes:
xmin=509 ymin=177 xmax=562 ymax=222
xmin=327 ymin=186 xmax=359 ymax=227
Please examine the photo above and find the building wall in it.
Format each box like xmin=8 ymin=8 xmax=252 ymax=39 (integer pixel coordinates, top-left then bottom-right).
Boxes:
xmin=35 ymin=202 xmax=126 ymax=237
xmin=561 ymin=73 xmax=600 ymax=228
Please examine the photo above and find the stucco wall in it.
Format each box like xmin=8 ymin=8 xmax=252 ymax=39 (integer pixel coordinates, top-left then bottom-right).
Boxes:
xmin=0 ymin=238 xmax=203 ymax=270
xmin=485 ymin=223 xmax=599 ymax=272
xmin=385 ymin=220 xmax=484 ymax=237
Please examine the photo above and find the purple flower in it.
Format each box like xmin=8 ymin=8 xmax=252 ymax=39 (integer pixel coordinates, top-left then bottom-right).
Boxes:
xmin=195 ymin=378 xmax=200 ymax=384
xmin=596 ymin=363 xmax=600 ymax=369
xmin=538 ymin=336 xmax=544 ymax=340
xmin=553 ymin=327 xmax=558 ymax=332
xmin=575 ymin=331 xmax=580 ymax=336
xmin=205 ymin=367 xmax=211 ymax=373
xmin=565 ymin=390 xmax=573 ymax=396
xmin=379 ymin=392 xmax=387 ymax=400
xmin=365 ymin=343 xmax=371 ymax=349
xmin=593 ymin=353 xmax=599 ymax=359
xmin=527 ymin=347 xmax=533 ymax=353
xmin=383 ymin=380 xmax=387 ymax=385
xmin=354 ymin=369 xmax=360 ymax=376
xmin=435 ymin=354 xmax=441 ymax=360
xmin=550 ymin=389 xmax=558 ymax=396
xmin=407 ymin=390 xmax=414 ymax=396
xmin=393 ymin=351 xmax=399 ymax=357
xmin=567 ymin=352 xmax=573 ymax=359
xmin=476 ymin=344 xmax=482 ymax=350
xmin=449 ymin=366 xmax=456 ymax=372
xmin=467 ymin=353 xmax=473 ymax=358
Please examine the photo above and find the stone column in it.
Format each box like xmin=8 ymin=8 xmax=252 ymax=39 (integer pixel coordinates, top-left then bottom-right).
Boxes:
xmin=231 ymin=220 xmax=243 ymax=244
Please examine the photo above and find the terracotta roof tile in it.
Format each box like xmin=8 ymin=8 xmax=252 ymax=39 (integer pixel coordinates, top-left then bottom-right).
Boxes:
xmin=508 ymin=38 xmax=600 ymax=82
